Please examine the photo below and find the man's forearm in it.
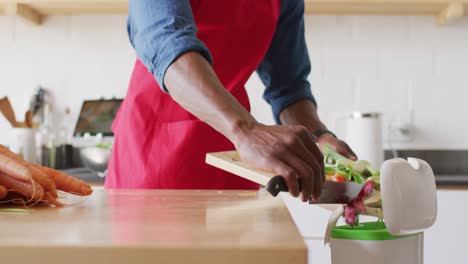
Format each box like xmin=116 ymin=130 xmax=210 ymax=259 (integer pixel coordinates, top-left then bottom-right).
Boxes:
xmin=278 ymin=99 xmax=327 ymax=134
xmin=164 ymin=52 xmax=255 ymax=143
xmin=164 ymin=52 xmax=327 ymax=199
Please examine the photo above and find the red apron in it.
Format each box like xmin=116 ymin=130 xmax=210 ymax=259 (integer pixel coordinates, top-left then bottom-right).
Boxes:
xmin=105 ymin=0 xmax=282 ymax=190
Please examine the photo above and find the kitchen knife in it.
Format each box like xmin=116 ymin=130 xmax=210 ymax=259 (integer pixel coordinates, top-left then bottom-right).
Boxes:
xmin=206 ymin=151 xmax=363 ymax=204
xmin=265 ymin=175 xmax=363 ymax=204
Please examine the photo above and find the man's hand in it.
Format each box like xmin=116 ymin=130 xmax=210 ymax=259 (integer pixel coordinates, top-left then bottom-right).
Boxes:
xmin=316 ymin=134 xmax=357 ymax=161
xmin=232 ymin=122 xmax=325 ymax=202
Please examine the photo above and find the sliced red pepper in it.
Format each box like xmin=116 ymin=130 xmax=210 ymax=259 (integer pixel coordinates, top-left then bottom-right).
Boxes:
xmin=331 ymin=175 xmax=346 ymax=182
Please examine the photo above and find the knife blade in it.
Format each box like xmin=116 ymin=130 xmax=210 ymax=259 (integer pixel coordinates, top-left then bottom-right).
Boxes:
xmin=265 ymin=175 xmax=363 ymax=204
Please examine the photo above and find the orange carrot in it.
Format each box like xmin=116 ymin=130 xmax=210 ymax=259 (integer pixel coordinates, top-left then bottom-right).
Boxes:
xmin=0 ymin=145 xmax=57 ymax=198
xmin=37 ymin=166 xmax=93 ymax=196
xmin=0 ymin=185 xmax=6 ymax=200
xmin=43 ymin=192 xmax=63 ymax=207
xmin=28 ymin=164 xmax=58 ymax=198
xmin=0 ymin=172 xmax=44 ymax=201
xmin=0 ymin=145 xmax=32 ymax=182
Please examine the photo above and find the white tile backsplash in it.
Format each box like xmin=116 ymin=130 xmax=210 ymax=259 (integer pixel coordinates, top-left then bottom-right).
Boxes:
xmin=322 ymin=40 xmax=379 ymax=80
xmin=354 ymin=16 xmax=411 ymax=44
xmin=377 ymin=44 xmax=434 ymax=80
xmin=0 ymin=14 xmax=467 ymax=149
xmin=252 ymin=16 xmax=468 ymax=150
xmin=464 ymin=81 xmax=468 ymax=112
xmin=434 ymin=48 xmax=468 ymax=79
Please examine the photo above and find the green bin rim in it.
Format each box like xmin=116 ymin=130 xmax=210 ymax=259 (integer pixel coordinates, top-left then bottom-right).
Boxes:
xmin=331 ymin=222 xmax=420 ymax=241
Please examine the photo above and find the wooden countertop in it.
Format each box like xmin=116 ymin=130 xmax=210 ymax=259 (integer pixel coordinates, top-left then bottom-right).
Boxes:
xmin=0 ymin=189 xmax=306 ymax=264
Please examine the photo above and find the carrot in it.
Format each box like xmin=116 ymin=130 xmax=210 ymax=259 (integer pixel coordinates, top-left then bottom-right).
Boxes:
xmin=43 ymin=192 xmax=63 ymax=207
xmin=0 ymin=145 xmax=32 ymax=182
xmin=37 ymin=166 xmax=93 ymax=196
xmin=0 ymin=145 xmax=57 ymax=198
xmin=28 ymin=164 xmax=58 ymax=198
xmin=0 ymin=185 xmax=6 ymax=200
xmin=0 ymin=172 xmax=44 ymax=201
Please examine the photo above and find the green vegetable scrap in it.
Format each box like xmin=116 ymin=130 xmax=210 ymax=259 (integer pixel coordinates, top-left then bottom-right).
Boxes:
xmin=95 ymin=143 xmax=112 ymax=150
xmin=323 ymin=144 xmax=380 ymax=185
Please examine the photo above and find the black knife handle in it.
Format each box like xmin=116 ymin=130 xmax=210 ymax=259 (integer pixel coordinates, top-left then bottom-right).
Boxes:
xmin=265 ymin=176 xmax=302 ymax=197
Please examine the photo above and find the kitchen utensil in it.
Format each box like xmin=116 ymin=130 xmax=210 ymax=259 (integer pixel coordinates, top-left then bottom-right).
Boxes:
xmin=25 ymin=110 xmax=33 ymax=128
xmin=29 ymin=87 xmax=47 ymax=115
xmin=266 ymin=175 xmax=362 ymax=203
xmin=344 ymin=112 xmax=384 ymax=168
xmin=206 ymin=151 xmax=363 ymax=203
xmin=79 ymin=146 xmax=111 ymax=177
xmin=0 ymin=96 xmax=19 ymax=127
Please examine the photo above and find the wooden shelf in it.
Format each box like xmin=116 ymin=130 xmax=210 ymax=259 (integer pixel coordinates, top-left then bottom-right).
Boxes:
xmin=0 ymin=0 xmax=128 ymax=24
xmin=0 ymin=0 xmax=466 ymax=25
xmin=306 ymin=0 xmax=462 ymax=15
xmin=306 ymin=0 xmax=467 ymax=24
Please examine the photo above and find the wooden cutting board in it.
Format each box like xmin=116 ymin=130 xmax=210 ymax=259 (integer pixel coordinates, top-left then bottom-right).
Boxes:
xmin=0 ymin=189 xmax=306 ymax=264
xmin=206 ymin=151 xmax=277 ymax=186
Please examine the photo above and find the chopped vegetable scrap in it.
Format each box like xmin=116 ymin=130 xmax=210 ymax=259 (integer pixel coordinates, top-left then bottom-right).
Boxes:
xmin=323 ymin=145 xmax=383 ymax=244
xmin=324 ymin=145 xmax=379 ymax=186
xmin=344 ymin=180 xmax=374 ymax=227
xmin=0 ymin=144 xmax=93 ymax=207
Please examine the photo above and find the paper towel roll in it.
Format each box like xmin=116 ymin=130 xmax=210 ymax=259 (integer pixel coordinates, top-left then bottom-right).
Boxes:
xmin=344 ymin=112 xmax=383 ymax=167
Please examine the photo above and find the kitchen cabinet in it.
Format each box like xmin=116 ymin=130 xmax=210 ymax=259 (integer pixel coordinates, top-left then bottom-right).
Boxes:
xmin=0 ymin=189 xmax=306 ymax=264
xmin=282 ymin=190 xmax=468 ymax=264
xmin=0 ymin=0 xmax=466 ymax=25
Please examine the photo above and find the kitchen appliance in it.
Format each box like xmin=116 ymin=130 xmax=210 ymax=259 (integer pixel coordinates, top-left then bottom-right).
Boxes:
xmin=68 ymin=98 xmax=122 ymax=177
xmin=73 ymin=99 xmax=122 ymax=137
xmin=344 ymin=112 xmax=384 ymax=168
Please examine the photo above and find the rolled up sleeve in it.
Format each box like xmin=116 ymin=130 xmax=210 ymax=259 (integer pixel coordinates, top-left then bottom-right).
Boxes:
xmin=128 ymin=0 xmax=212 ymax=92
xmin=256 ymin=0 xmax=316 ymax=124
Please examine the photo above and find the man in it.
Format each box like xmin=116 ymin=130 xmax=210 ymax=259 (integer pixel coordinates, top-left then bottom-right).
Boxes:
xmin=105 ymin=0 xmax=356 ymax=202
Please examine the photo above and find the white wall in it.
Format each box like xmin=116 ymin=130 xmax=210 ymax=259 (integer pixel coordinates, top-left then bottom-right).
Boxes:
xmin=248 ymin=15 xmax=468 ymax=150
xmin=0 ymin=15 xmax=467 ymax=149
xmin=0 ymin=15 xmax=134 ymax=145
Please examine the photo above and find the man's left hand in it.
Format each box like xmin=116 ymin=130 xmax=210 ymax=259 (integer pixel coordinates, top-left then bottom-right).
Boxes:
xmin=316 ymin=134 xmax=357 ymax=161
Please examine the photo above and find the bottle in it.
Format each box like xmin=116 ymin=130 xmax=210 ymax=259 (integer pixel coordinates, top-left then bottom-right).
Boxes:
xmin=39 ymin=103 xmax=56 ymax=167
xmin=55 ymin=107 xmax=74 ymax=169
xmin=56 ymin=107 xmax=73 ymax=145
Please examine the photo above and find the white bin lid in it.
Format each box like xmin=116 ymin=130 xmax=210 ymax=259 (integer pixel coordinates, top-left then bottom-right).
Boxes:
xmin=380 ymin=158 xmax=437 ymax=235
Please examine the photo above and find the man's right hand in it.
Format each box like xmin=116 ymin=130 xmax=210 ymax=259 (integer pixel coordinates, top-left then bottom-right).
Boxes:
xmin=232 ymin=122 xmax=325 ymax=202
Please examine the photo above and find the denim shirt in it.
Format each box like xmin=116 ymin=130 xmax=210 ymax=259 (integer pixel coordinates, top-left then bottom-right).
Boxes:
xmin=128 ymin=0 xmax=316 ymax=124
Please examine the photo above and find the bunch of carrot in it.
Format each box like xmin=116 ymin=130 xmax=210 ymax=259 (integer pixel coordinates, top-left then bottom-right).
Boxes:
xmin=0 ymin=144 xmax=93 ymax=207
